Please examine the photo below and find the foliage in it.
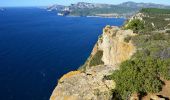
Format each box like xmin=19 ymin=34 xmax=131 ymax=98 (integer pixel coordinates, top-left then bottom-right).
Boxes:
xmin=141 ymin=8 xmax=170 ymax=14
xmin=124 ymin=8 xmax=170 ymax=34
xmin=131 ymin=32 xmax=170 ymax=59
xmin=166 ymin=30 xmax=170 ymax=33
xmin=124 ymin=36 xmax=132 ymax=43
xmin=109 ymin=15 xmax=170 ymax=98
xmin=107 ymin=56 xmax=170 ymax=99
xmin=150 ymin=33 xmax=166 ymax=40
xmin=166 ymin=25 xmax=170 ymax=29
xmin=125 ymin=19 xmax=144 ymax=33
xmin=141 ymin=8 xmax=170 ymax=33
xmin=89 ymin=50 xmax=104 ymax=67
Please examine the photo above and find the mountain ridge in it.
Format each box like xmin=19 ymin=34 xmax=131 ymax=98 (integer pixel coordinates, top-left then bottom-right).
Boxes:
xmin=47 ymin=1 xmax=170 ymax=18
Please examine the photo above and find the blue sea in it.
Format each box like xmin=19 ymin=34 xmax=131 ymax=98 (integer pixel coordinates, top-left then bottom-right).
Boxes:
xmin=0 ymin=7 xmax=125 ymax=100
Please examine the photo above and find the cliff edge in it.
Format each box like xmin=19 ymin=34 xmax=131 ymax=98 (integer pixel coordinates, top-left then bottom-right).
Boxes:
xmin=50 ymin=26 xmax=136 ymax=100
xmin=50 ymin=8 xmax=170 ymax=100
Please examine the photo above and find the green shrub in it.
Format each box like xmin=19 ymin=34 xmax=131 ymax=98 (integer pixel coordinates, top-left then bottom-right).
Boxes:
xmin=89 ymin=50 xmax=104 ymax=67
xmin=124 ymin=36 xmax=132 ymax=43
xmin=108 ymin=8 xmax=170 ymax=99
xmin=150 ymin=33 xmax=166 ymax=40
xmin=141 ymin=8 xmax=170 ymax=14
xmin=166 ymin=30 xmax=170 ymax=33
xmin=107 ymin=56 xmax=170 ymax=99
xmin=125 ymin=19 xmax=144 ymax=33
xmin=131 ymin=32 xmax=170 ymax=59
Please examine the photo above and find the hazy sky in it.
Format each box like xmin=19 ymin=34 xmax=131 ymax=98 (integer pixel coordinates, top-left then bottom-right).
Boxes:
xmin=1 ymin=0 xmax=170 ymax=7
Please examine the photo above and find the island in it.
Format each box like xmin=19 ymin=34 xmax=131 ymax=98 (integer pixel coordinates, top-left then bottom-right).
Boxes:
xmin=50 ymin=8 xmax=170 ymax=100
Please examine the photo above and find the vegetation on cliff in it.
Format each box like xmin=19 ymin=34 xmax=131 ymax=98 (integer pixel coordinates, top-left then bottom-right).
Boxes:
xmin=107 ymin=56 xmax=170 ymax=99
xmin=124 ymin=19 xmax=144 ymax=33
xmin=141 ymin=8 xmax=170 ymax=14
xmin=50 ymin=8 xmax=170 ymax=100
xmin=107 ymin=33 xmax=170 ymax=99
xmin=89 ymin=50 xmax=104 ymax=67
xmin=107 ymin=8 xmax=170 ymax=99
xmin=124 ymin=8 xmax=170 ymax=34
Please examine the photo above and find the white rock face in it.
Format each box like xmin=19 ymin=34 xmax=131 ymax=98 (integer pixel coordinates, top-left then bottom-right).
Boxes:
xmin=96 ymin=26 xmax=136 ymax=66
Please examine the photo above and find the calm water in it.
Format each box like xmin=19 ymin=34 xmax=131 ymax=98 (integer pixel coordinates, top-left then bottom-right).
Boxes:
xmin=0 ymin=7 xmax=125 ymax=100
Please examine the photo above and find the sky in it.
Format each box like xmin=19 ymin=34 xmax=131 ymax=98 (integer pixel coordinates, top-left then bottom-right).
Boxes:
xmin=1 ymin=0 xmax=170 ymax=7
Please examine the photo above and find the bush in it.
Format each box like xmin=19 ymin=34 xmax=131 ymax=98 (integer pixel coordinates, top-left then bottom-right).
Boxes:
xmin=125 ymin=19 xmax=144 ymax=33
xmin=141 ymin=8 xmax=170 ymax=14
xmin=107 ymin=56 xmax=170 ymax=99
xmin=108 ymin=8 xmax=170 ymax=99
xmin=166 ymin=30 xmax=170 ymax=33
xmin=89 ymin=50 xmax=104 ymax=67
xmin=124 ymin=36 xmax=132 ymax=43
xmin=150 ymin=33 xmax=166 ymax=40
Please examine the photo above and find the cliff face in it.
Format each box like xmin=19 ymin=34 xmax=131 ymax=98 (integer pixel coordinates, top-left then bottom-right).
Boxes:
xmin=84 ymin=26 xmax=136 ymax=69
xmin=99 ymin=26 xmax=136 ymax=66
xmin=50 ymin=26 xmax=136 ymax=100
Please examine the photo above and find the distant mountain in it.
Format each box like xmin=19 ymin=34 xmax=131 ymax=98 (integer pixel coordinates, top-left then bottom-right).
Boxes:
xmin=47 ymin=4 xmax=66 ymax=11
xmin=119 ymin=1 xmax=170 ymax=9
xmin=69 ymin=2 xmax=113 ymax=9
xmin=47 ymin=2 xmax=170 ymax=18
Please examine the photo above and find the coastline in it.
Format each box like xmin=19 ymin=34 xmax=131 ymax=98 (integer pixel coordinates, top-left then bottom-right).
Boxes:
xmin=62 ymin=15 xmax=128 ymax=19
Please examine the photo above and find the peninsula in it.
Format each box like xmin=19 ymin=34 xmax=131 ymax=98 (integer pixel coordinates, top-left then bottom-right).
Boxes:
xmin=47 ymin=2 xmax=170 ymax=18
xmin=50 ymin=8 xmax=170 ymax=100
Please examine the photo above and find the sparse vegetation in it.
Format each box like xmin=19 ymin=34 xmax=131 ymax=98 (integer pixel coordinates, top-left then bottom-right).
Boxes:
xmin=89 ymin=50 xmax=104 ymax=67
xmin=107 ymin=56 xmax=170 ymax=99
xmin=141 ymin=8 xmax=170 ymax=14
xmin=124 ymin=35 xmax=132 ymax=43
xmin=125 ymin=19 xmax=144 ymax=33
xmin=166 ymin=30 xmax=170 ymax=33
xmin=142 ymin=8 xmax=170 ymax=33
xmin=79 ymin=8 xmax=170 ymax=99
xmin=107 ymin=8 xmax=170 ymax=99
xmin=124 ymin=8 xmax=170 ymax=34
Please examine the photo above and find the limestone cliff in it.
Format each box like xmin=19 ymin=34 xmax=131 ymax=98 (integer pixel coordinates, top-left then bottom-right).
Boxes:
xmin=83 ymin=25 xmax=136 ymax=70
xmin=50 ymin=26 xmax=136 ymax=100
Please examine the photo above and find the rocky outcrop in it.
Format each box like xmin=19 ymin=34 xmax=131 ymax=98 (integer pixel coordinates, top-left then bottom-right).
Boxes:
xmin=50 ymin=26 xmax=136 ymax=100
xmin=84 ymin=25 xmax=136 ymax=69
xmin=50 ymin=65 xmax=116 ymax=100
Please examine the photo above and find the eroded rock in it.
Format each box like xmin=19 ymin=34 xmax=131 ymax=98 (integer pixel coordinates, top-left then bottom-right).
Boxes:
xmin=50 ymin=65 xmax=116 ymax=100
xmin=50 ymin=26 xmax=137 ymax=100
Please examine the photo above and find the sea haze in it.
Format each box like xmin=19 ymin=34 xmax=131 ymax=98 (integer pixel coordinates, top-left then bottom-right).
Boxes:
xmin=0 ymin=7 xmax=125 ymax=100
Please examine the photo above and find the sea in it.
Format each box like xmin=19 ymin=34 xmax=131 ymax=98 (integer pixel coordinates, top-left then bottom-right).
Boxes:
xmin=0 ymin=7 xmax=125 ymax=100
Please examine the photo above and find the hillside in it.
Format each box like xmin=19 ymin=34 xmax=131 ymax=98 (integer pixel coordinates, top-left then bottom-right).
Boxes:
xmin=125 ymin=8 xmax=170 ymax=33
xmin=50 ymin=8 xmax=170 ymax=100
xmin=47 ymin=2 xmax=170 ymax=18
xmin=119 ymin=1 xmax=170 ymax=9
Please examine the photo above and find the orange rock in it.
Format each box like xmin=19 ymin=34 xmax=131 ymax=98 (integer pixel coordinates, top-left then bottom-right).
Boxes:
xmin=59 ymin=71 xmax=81 ymax=83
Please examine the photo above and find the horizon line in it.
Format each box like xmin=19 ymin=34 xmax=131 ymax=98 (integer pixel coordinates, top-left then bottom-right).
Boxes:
xmin=1 ymin=1 xmax=170 ymax=8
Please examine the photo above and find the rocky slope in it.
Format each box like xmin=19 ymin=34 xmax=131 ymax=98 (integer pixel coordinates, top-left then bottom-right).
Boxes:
xmin=50 ymin=26 xmax=136 ymax=100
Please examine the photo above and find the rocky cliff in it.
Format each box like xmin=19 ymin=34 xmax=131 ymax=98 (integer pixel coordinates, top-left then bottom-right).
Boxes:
xmin=50 ymin=26 xmax=136 ymax=100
